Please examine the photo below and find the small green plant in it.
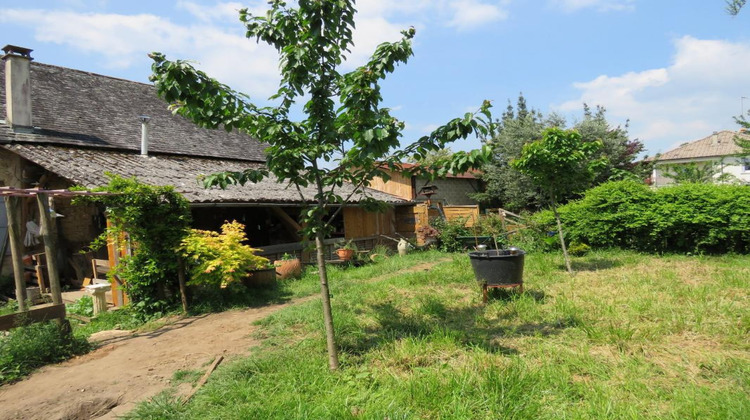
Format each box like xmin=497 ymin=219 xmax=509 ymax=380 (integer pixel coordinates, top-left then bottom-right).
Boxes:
xmin=67 ymin=296 xmax=94 ymax=318
xmin=335 ymin=239 xmax=358 ymax=251
xmin=369 ymin=244 xmax=393 ymax=259
xmin=0 ymin=300 xmax=18 ymax=316
xmin=0 ymin=321 xmax=90 ymax=384
xmin=280 ymin=253 xmax=298 ymax=261
xmin=181 ymin=221 xmax=270 ymax=288
xmin=568 ymin=242 xmax=591 ymax=257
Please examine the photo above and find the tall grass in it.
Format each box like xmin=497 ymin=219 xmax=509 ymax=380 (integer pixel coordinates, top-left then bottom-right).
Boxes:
xmin=0 ymin=321 xmax=90 ymax=384
xmin=128 ymin=250 xmax=749 ymax=419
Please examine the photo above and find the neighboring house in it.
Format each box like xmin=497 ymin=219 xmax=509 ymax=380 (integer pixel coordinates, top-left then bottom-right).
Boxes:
xmin=369 ymin=162 xmax=483 ymax=205
xmin=0 ymin=45 xmax=409 ymax=280
xmin=651 ymin=130 xmax=750 ymax=187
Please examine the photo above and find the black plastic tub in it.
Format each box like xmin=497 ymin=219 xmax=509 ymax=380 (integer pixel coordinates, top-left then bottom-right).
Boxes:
xmin=468 ymin=249 xmax=525 ymax=286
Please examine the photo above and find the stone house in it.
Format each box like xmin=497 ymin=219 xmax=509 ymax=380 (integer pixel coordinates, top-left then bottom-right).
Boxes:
xmin=0 ymin=45 xmax=409 ymax=281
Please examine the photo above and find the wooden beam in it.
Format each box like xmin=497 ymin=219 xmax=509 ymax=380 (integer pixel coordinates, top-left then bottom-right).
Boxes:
xmin=0 ymin=303 xmax=66 ymax=331
xmin=270 ymin=207 xmax=302 ymax=240
xmin=4 ymin=196 xmax=26 ymax=311
xmin=36 ymin=193 xmax=62 ymax=306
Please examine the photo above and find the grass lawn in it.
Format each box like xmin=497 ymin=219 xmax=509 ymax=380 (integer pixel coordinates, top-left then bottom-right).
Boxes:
xmin=128 ymin=249 xmax=749 ymax=419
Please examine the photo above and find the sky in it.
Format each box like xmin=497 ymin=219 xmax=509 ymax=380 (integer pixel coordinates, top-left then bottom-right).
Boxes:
xmin=0 ymin=0 xmax=748 ymax=157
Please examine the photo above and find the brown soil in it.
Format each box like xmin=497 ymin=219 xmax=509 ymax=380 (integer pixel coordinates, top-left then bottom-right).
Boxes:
xmin=0 ymin=298 xmax=312 ymax=420
xmin=0 ymin=257 xmax=451 ymax=420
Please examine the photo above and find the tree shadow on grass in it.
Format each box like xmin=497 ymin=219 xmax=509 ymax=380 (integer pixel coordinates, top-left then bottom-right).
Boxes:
xmin=485 ymin=287 xmax=546 ymax=303
xmin=562 ymin=258 xmax=623 ymax=272
xmin=339 ymin=298 xmax=574 ymax=359
xmin=187 ymin=282 xmax=295 ymax=315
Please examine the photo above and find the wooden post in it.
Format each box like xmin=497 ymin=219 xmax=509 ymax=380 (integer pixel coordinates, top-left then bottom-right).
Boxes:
xmin=35 ymin=193 xmax=62 ymax=306
xmin=4 ymin=196 xmax=27 ymax=311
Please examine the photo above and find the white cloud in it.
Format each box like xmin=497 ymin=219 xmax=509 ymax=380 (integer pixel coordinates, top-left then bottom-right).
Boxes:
xmin=549 ymin=0 xmax=635 ymax=13
xmin=0 ymin=7 xmax=282 ymax=98
xmin=447 ymin=0 xmax=508 ymax=30
xmin=176 ymin=1 xmax=245 ymax=22
xmin=0 ymin=1 xmax=508 ymax=101
xmin=555 ymin=36 xmax=750 ymax=154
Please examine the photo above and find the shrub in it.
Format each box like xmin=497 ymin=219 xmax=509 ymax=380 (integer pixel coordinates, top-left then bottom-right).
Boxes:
xmin=181 ymin=221 xmax=270 ymax=288
xmin=533 ymin=181 xmax=750 ymax=254
xmin=430 ymin=217 xmax=471 ymax=252
xmin=79 ymin=175 xmax=192 ymax=317
xmin=0 ymin=321 xmax=90 ymax=384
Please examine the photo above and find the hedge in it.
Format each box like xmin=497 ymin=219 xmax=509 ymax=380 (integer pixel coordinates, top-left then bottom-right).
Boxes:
xmin=534 ymin=181 xmax=750 ymax=254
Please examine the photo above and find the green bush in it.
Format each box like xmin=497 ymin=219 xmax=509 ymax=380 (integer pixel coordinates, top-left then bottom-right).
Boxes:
xmin=181 ymin=221 xmax=270 ymax=288
xmin=80 ymin=175 xmax=192 ymax=317
xmin=430 ymin=217 xmax=471 ymax=252
xmin=0 ymin=321 xmax=90 ymax=384
xmin=533 ymin=181 xmax=750 ymax=254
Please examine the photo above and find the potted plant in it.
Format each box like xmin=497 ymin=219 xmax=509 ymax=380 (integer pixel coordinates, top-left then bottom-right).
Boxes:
xmin=245 ymin=262 xmax=278 ymax=288
xmin=335 ymin=239 xmax=357 ymax=261
xmin=274 ymin=253 xmax=302 ymax=280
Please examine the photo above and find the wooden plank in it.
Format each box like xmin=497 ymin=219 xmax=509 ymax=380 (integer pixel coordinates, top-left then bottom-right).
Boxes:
xmin=270 ymin=207 xmax=302 ymax=240
xmin=4 ymin=196 xmax=27 ymax=311
xmin=36 ymin=193 xmax=62 ymax=306
xmin=183 ymin=355 xmax=224 ymax=404
xmin=0 ymin=303 xmax=66 ymax=331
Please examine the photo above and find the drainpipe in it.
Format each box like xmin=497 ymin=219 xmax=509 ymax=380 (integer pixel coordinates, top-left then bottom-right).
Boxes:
xmin=139 ymin=115 xmax=150 ymax=156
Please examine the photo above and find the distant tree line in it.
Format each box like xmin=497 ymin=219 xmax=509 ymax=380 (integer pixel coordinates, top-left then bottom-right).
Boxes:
xmin=473 ymin=94 xmax=651 ymax=212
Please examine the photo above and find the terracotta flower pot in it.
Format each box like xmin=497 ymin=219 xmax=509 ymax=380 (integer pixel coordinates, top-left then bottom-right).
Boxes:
xmin=336 ymin=248 xmax=354 ymax=261
xmin=274 ymin=258 xmax=302 ymax=280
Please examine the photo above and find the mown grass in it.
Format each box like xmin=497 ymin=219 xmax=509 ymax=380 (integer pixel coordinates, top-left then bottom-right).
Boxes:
xmin=125 ymin=250 xmax=750 ymax=418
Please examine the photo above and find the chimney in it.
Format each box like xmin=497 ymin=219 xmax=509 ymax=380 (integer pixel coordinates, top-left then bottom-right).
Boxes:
xmin=139 ymin=115 xmax=150 ymax=156
xmin=2 ymin=45 xmax=33 ymax=128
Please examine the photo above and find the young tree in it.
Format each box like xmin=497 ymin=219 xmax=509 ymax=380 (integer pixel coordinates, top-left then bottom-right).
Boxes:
xmin=511 ymin=128 xmax=604 ymax=274
xmin=149 ymin=1 xmax=492 ymax=370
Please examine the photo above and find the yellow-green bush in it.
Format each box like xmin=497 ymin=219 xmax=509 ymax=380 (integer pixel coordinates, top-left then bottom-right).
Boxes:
xmin=181 ymin=221 xmax=270 ymax=287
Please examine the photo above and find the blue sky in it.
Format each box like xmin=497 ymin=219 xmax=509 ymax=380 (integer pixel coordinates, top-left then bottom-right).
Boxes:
xmin=1 ymin=0 xmax=748 ymax=157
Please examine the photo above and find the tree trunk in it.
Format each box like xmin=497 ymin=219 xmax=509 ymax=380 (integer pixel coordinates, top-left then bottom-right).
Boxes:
xmin=312 ymin=167 xmax=339 ymax=370
xmin=551 ymin=197 xmax=573 ymax=274
xmin=315 ymin=230 xmax=339 ymax=370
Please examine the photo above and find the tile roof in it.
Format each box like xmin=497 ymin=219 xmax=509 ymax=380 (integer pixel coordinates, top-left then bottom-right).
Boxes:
xmin=0 ymin=61 xmax=267 ymax=162
xmin=657 ymin=130 xmax=748 ymax=161
xmin=4 ymin=144 xmax=408 ymax=205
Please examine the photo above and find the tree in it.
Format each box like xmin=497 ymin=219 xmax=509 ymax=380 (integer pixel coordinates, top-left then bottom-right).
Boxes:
xmin=149 ymin=1 xmax=492 ymax=370
xmin=476 ymin=96 xmax=643 ymax=211
xmin=575 ymin=104 xmax=649 ymax=184
xmin=727 ymin=0 xmax=746 ymax=15
xmin=511 ymin=128 xmax=604 ymax=273
xmin=412 ymin=148 xmax=454 ymax=166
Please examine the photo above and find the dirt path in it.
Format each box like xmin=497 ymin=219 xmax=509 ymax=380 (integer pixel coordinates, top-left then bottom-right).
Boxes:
xmin=0 ymin=297 xmax=313 ymax=420
xmin=0 ymin=257 xmax=452 ymax=420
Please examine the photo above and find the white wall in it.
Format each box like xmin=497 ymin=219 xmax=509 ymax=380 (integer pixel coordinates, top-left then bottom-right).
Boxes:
xmin=652 ymin=156 xmax=750 ymax=187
